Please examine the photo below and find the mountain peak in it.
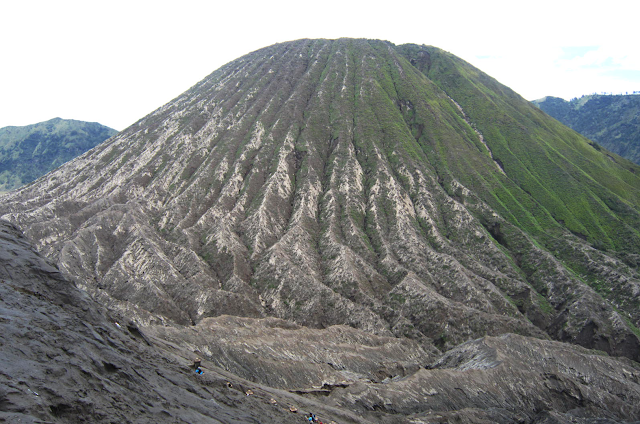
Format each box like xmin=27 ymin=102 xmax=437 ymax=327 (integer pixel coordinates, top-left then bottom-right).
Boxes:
xmin=1 ymin=38 xmax=639 ymax=360
xmin=2 ymin=38 xmax=640 ymax=422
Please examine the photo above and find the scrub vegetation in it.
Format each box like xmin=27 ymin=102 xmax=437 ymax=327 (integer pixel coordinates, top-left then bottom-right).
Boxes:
xmin=0 ymin=117 xmax=117 ymax=191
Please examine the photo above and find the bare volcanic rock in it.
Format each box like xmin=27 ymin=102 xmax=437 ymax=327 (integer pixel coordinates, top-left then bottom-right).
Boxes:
xmin=0 ymin=38 xmax=640 ymax=364
xmin=326 ymin=334 xmax=640 ymax=423
xmin=0 ymin=220 xmax=359 ymax=423
xmin=145 ymin=315 xmax=435 ymax=391
xmin=145 ymin=316 xmax=640 ymax=423
xmin=2 ymin=219 xmax=640 ymax=423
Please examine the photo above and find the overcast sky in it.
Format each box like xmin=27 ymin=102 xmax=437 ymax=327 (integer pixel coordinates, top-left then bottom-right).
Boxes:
xmin=1 ymin=0 xmax=638 ymax=130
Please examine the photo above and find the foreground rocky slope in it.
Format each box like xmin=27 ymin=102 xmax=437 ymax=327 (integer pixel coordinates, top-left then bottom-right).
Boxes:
xmin=3 ymin=220 xmax=640 ymax=423
xmin=148 ymin=317 xmax=640 ymax=423
xmin=0 ymin=38 xmax=639 ymax=364
xmin=0 ymin=117 xmax=117 ymax=191
xmin=0 ymin=220 xmax=360 ymax=423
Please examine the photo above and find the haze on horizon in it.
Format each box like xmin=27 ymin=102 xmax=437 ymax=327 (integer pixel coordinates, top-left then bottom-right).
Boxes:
xmin=1 ymin=0 xmax=638 ymax=131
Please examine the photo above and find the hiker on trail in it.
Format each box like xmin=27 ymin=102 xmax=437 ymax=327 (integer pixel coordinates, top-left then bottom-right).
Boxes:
xmin=192 ymin=358 xmax=203 ymax=375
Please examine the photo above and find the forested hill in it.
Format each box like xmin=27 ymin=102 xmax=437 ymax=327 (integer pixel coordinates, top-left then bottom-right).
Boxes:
xmin=0 ymin=117 xmax=117 ymax=191
xmin=533 ymin=94 xmax=640 ymax=164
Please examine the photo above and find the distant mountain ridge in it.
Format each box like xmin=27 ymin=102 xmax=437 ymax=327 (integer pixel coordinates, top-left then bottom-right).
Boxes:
xmin=533 ymin=94 xmax=640 ymax=164
xmin=0 ymin=117 xmax=117 ymax=191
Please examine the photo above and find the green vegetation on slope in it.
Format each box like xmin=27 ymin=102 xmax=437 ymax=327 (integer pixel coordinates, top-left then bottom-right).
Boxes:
xmin=0 ymin=117 xmax=117 ymax=191
xmin=533 ymin=94 xmax=640 ymax=165
xmin=398 ymin=45 xmax=640 ymax=255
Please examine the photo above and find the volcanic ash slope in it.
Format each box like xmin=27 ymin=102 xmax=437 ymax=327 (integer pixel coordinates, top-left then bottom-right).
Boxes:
xmin=1 ymin=39 xmax=640 ymax=361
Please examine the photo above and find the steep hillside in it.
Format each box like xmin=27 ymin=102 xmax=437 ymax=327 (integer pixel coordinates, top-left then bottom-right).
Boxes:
xmin=4 ymin=219 xmax=640 ymax=423
xmin=0 ymin=219 xmax=330 ymax=423
xmin=0 ymin=38 xmax=639 ymax=367
xmin=0 ymin=117 xmax=117 ymax=191
xmin=533 ymin=94 xmax=640 ymax=164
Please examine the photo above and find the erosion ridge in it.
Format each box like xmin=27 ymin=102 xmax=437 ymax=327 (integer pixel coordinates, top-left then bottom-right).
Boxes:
xmin=2 ymin=220 xmax=640 ymax=423
xmin=1 ymin=39 xmax=639 ymax=361
xmin=0 ymin=220 xmax=340 ymax=423
xmin=1 ymin=38 xmax=640 ymax=421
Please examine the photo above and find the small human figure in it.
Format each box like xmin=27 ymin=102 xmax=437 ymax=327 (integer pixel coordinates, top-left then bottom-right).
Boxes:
xmin=193 ymin=358 xmax=201 ymax=369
